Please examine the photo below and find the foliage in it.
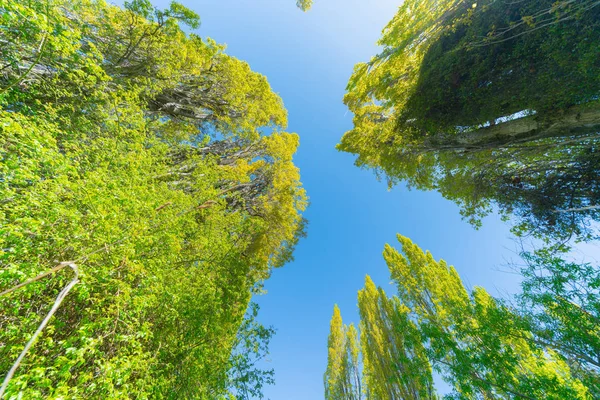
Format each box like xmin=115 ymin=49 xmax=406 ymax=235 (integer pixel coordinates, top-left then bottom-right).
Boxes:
xmin=326 ymin=236 xmax=593 ymax=399
xmin=386 ymin=235 xmax=589 ymax=399
xmin=225 ymin=303 xmax=276 ymax=400
xmin=323 ymin=305 xmax=362 ymax=400
xmin=0 ymin=0 xmax=306 ymax=398
xmin=358 ymin=276 xmax=436 ymax=400
xmin=520 ymin=248 xmax=600 ymax=397
xmin=296 ymin=0 xmax=313 ymax=12
xmin=339 ymin=0 xmax=600 ymax=242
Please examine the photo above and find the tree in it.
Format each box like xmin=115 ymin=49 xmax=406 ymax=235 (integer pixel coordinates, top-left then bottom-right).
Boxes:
xmin=0 ymin=0 xmax=306 ymax=397
xmin=358 ymin=276 xmax=436 ymax=400
xmin=324 ymin=305 xmax=362 ymax=400
xmin=519 ymin=248 xmax=600 ymax=397
xmin=296 ymin=0 xmax=313 ymax=12
xmin=385 ymin=235 xmax=589 ymax=399
xmin=339 ymin=0 xmax=600 ymax=242
xmin=226 ymin=303 xmax=276 ymax=400
xmin=326 ymin=237 xmax=592 ymax=399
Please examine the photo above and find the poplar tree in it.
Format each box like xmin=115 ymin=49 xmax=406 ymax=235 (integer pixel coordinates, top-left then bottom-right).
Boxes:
xmin=296 ymin=0 xmax=313 ymax=11
xmin=324 ymin=305 xmax=362 ymax=400
xmin=358 ymin=276 xmax=436 ymax=400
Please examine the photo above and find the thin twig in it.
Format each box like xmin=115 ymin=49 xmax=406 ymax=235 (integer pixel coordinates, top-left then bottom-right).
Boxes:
xmin=554 ymin=205 xmax=600 ymax=213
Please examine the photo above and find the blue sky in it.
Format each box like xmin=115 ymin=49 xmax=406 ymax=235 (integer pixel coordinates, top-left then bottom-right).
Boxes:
xmin=143 ymin=0 xmax=531 ymax=398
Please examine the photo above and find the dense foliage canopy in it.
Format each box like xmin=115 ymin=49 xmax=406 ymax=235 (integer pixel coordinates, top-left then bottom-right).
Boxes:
xmin=340 ymin=0 xmax=600 ymax=242
xmin=0 ymin=0 xmax=306 ymax=398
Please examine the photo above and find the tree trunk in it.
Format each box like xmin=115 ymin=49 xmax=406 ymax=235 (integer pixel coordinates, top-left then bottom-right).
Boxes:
xmin=424 ymin=103 xmax=600 ymax=152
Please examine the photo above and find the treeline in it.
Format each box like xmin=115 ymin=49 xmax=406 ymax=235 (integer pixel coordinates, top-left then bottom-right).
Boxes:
xmin=0 ymin=0 xmax=306 ymax=398
xmin=325 ymin=237 xmax=599 ymax=399
xmin=327 ymin=0 xmax=600 ymax=398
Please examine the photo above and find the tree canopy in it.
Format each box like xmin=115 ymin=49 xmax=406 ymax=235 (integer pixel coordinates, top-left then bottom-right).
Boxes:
xmin=0 ymin=0 xmax=306 ymax=397
xmin=519 ymin=247 xmax=600 ymax=397
xmin=339 ymin=0 xmax=600 ymax=242
xmin=296 ymin=0 xmax=314 ymax=12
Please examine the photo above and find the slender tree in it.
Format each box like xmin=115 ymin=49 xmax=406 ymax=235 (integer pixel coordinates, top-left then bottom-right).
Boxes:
xmin=324 ymin=305 xmax=362 ymax=400
xmin=358 ymin=276 xmax=436 ymax=400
